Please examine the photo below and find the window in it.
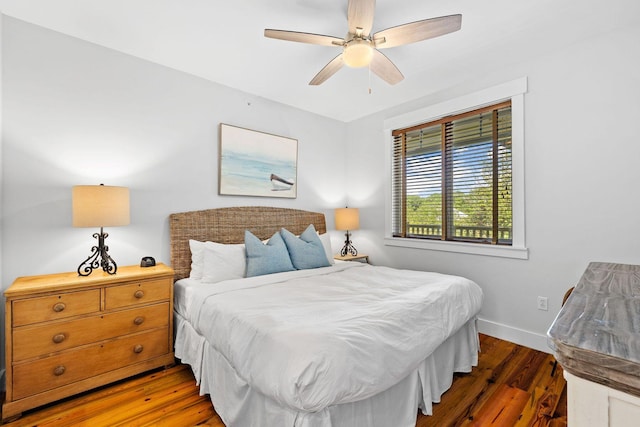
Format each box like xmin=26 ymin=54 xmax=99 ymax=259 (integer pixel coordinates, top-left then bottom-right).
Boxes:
xmin=384 ymin=78 xmax=527 ymax=259
xmin=391 ymin=101 xmax=512 ymax=245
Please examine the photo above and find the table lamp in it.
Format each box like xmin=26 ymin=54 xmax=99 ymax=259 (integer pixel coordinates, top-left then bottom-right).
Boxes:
xmin=335 ymin=207 xmax=359 ymax=257
xmin=73 ymin=184 xmax=130 ymax=276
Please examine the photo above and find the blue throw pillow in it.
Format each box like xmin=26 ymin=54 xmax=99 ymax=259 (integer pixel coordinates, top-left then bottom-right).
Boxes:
xmin=281 ymin=224 xmax=331 ymax=270
xmin=244 ymin=230 xmax=295 ymax=277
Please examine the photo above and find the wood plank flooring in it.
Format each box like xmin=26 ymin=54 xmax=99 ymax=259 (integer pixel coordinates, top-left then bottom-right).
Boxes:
xmin=418 ymin=334 xmax=567 ymax=426
xmin=2 ymin=334 xmax=566 ymax=426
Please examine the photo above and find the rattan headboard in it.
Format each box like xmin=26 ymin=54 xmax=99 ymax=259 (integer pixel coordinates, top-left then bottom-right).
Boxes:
xmin=169 ymin=206 xmax=327 ymax=281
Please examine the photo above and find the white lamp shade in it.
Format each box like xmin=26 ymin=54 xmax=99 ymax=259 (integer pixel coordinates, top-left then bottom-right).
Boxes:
xmin=335 ymin=208 xmax=360 ymax=231
xmin=343 ymin=40 xmax=373 ymax=68
xmin=72 ymin=185 xmax=130 ymax=228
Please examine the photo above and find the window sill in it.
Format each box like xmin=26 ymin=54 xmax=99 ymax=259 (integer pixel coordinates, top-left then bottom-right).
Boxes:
xmin=384 ymin=237 xmax=529 ymax=259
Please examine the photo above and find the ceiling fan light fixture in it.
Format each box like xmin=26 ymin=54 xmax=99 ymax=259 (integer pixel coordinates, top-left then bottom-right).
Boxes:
xmin=343 ymin=39 xmax=373 ymax=68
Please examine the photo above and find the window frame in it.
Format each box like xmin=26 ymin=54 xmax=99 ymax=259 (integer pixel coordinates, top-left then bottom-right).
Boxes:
xmin=383 ymin=78 xmax=528 ymax=259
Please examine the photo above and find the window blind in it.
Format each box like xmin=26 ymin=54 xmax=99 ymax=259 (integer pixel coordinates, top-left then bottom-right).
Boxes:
xmin=392 ymin=101 xmax=512 ymax=245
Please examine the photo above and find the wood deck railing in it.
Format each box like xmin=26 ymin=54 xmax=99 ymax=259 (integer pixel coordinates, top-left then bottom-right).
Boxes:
xmin=407 ymin=224 xmax=512 ymax=241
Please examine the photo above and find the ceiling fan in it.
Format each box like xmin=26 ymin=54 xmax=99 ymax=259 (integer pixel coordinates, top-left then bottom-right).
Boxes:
xmin=264 ymin=0 xmax=462 ymax=86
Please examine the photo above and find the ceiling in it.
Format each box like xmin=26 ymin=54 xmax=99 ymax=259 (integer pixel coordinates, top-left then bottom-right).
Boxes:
xmin=0 ymin=0 xmax=638 ymax=122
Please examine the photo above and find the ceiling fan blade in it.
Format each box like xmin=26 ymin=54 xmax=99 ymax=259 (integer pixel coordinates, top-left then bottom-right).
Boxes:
xmin=309 ymin=54 xmax=345 ymax=85
xmin=370 ymin=49 xmax=404 ymax=85
xmin=374 ymin=14 xmax=462 ymax=49
xmin=265 ymin=29 xmax=344 ymax=47
xmin=347 ymin=0 xmax=375 ymax=36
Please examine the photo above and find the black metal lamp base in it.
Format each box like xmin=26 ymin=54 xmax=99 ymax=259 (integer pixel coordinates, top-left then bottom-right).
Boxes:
xmin=77 ymin=227 xmax=118 ymax=276
xmin=340 ymin=230 xmax=358 ymax=257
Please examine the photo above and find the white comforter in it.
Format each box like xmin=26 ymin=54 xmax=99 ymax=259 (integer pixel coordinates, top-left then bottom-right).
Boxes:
xmin=180 ymin=262 xmax=482 ymax=413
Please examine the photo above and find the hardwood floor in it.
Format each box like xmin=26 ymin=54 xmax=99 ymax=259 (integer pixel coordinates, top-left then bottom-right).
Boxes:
xmin=418 ymin=334 xmax=567 ymax=427
xmin=2 ymin=334 xmax=566 ymax=426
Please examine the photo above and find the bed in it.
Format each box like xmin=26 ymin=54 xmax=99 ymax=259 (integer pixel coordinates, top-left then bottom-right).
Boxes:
xmin=169 ymin=206 xmax=483 ymax=427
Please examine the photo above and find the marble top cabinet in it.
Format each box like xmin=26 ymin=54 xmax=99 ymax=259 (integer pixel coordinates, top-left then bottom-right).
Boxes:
xmin=548 ymin=262 xmax=640 ymax=395
xmin=548 ymin=262 xmax=640 ymax=426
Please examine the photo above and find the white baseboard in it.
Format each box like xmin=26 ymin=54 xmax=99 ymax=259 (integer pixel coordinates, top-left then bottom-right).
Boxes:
xmin=477 ymin=318 xmax=553 ymax=354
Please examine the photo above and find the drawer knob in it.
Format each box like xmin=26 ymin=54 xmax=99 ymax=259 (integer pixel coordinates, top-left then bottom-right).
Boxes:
xmin=134 ymin=290 xmax=145 ymax=299
xmin=52 ymin=333 xmax=66 ymax=344
xmin=133 ymin=344 xmax=144 ymax=354
xmin=53 ymin=365 xmax=66 ymax=376
xmin=133 ymin=316 xmax=145 ymax=326
xmin=53 ymin=302 xmax=66 ymax=312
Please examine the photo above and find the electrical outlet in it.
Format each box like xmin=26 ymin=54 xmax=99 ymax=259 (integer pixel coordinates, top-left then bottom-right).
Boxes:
xmin=537 ymin=296 xmax=548 ymax=311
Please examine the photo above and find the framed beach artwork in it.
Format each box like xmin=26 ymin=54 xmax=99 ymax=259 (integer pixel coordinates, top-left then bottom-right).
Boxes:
xmin=219 ymin=124 xmax=298 ymax=198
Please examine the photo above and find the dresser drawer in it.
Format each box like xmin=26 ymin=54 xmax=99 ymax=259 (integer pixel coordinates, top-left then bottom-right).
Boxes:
xmin=12 ymin=302 xmax=170 ymax=361
xmin=105 ymin=279 xmax=171 ymax=310
xmin=12 ymin=289 xmax=101 ymax=327
xmin=12 ymin=328 xmax=169 ymax=400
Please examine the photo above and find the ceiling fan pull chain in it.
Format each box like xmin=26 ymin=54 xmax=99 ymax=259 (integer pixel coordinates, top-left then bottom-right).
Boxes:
xmin=368 ymin=64 xmax=372 ymax=94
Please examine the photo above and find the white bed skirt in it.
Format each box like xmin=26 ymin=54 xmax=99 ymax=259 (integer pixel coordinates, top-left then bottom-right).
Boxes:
xmin=174 ymin=312 xmax=479 ymax=427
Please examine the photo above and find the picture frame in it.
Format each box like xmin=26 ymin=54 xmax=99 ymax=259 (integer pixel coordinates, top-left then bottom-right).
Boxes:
xmin=219 ymin=124 xmax=298 ymax=198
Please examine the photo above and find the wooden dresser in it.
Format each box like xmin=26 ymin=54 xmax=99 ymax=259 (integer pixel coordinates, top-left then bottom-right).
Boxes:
xmin=2 ymin=263 xmax=175 ymax=421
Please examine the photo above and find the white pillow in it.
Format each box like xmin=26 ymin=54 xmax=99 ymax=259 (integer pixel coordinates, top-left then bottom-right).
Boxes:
xmin=319 ymin=232 xmax=335 ymax=265
xmin=188 ymin=239 xmax=207 ymax=280
xmin=202 ymin=242 xmax=246 ymax=283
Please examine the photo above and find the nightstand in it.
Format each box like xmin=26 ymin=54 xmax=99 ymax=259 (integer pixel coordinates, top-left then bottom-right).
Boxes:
xmin=2 ymin=263 xmax=175 ymax=421
xmin=334 ymin=254 xmax=370 ymax=264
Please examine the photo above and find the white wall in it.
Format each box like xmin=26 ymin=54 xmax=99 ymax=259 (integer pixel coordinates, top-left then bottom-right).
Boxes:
xmin=346 ymin=22 xmax=640 ymax=352
xmin=0 ymin=14 xmax=4 ymax=385
xmin=0 ymin=16 xmax=348 ymax=375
